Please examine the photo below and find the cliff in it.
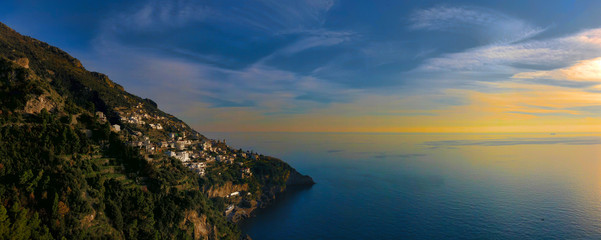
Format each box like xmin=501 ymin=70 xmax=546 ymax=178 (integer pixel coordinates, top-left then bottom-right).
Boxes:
xmin=0 ymin=21 xmax=313 ymax=240
xmin=287 ymin=168 xmax=316 ymax=186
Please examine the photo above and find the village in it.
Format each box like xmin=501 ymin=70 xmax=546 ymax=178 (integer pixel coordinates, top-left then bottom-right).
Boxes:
xmin=127 ymin=131 xmax=256 ymax=178
xmin=99 ymin=106 xmax=256 ymax=179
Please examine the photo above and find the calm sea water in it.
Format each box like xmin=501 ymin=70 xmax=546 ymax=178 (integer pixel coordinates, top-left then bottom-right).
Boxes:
xmin=204 ymin=132 xmax=601 ymax=239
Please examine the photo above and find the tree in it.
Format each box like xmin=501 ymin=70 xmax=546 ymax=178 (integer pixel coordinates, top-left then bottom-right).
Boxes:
xmin=0 ymin=204 xmax=10 ymax=238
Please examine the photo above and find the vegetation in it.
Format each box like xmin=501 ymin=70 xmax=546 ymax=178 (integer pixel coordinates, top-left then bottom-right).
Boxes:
xmin=0 ymin=108 xmax=241 ymax=239
xmin=0 ymin=21 xmax=308 ymax=239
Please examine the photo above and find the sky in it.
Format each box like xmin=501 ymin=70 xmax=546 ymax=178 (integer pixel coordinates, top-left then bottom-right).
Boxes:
xmin=3 ymin=0 xmax=601 ymax=133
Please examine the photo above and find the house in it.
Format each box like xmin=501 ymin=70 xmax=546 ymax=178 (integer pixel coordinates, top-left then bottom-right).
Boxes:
xmin=228 ymin=192 xmax=239 ymax=197
xmin=95 ymin=111 xmax=107 ymax=122
xmin=225 ymin=205 xmax=235 ymax=215
xmin=202 ymin=141 xmax=212 ymax=151
xmin=175 ymin=151 xmax=190 ymax=162
xmin=112 ymin=124 xmax=121 ymax=132
xmin=187 ymin=162 xmax=207 ymax=176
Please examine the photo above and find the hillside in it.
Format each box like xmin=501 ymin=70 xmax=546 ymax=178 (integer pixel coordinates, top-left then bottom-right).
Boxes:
xmin=0 ymin=22 xmax=313 ymax=240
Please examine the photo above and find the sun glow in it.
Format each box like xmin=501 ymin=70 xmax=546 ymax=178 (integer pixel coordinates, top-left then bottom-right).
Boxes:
xmin=513 ymin=57 xmax=601 ymax=82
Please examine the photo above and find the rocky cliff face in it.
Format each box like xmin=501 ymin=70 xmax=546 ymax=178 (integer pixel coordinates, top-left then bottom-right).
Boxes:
xmin=205 ymin=182 xmax=249 ymax=198
xmin=180 ymin=211 xmax=212 ymax=240
xmin=222 ymin=168 xmax=314 ymax=223
xmin=23 ymin=93 xmax=60 ymax=114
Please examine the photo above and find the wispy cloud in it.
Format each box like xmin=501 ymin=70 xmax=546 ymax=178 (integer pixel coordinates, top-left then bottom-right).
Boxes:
xmin=111 ymin=0 xmax=335 ymax=33
xmin=417 ymin=28 xmax=601 ymax=74
xmin=277 ymin=31 xmax=355 ymax=55
xmin=425 ymin=136 xmax=601 ymax=147
xmin=505 ymin=111 xmax=577 ymax=117
xmin=57 ymin=1 xmax=601 ymax=133
xmin=513 ymin=57 xmax=601 ymax=82
xmin=410 ymin=6 xmax=544 ymax=44
xmin=513 ymin=104 xmax=601 ymax=116
xmin=85 ymin=0 xmax=360 ymax=113
xmin=118 ymin=0 xmax=212 ymax=29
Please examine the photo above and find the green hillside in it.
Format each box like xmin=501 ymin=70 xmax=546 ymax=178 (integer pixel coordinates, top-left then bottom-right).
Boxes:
xmin=0 ymin=22 xmax=312 ymax=240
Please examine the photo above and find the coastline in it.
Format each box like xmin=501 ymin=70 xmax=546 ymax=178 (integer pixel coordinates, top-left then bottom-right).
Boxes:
xmin=226 ymin=166 xmax=315 ymax=224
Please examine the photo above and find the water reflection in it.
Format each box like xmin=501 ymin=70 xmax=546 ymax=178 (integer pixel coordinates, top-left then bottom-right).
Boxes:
xmin=206 ymin=132 xmax=601 ymax=239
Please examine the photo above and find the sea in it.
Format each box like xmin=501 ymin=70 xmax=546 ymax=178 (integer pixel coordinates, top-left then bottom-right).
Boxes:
xmin=204 ymin=132 xmax=601 ymax=239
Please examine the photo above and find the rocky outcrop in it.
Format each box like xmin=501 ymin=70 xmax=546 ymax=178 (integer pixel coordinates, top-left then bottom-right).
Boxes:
xmin=286 ymin=168 xmax=315 ymax=187
xmin=205 ymin=182 xmax=248 ymax=198
xmin=24 ymin=93 xmax=59 ymax=114
xmin=80 ymin=210 xmax=96 ymax=228
xmin=227 ymin=199 xmax=258 ymax=222
xmin=227 ymin=168 xmax=314 ymax=224
xmin=180 ymin=210 xmax=211 ymax=240
xmin=90 ymin=72 xmax=124 ymax=91
xmin=15 ymin=57 xmax=29 ymax=68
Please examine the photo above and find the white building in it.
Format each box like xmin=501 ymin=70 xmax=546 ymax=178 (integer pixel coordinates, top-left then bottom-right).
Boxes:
xmin=95 ymin=112 xmax=107 ymax=122
xmin=175 ymin=151 xmax=190 ymax=162
xmin=202 ymin=141 xmax=213 ymax=152
xmin=187 ymin=162 xmax=206 ymax=176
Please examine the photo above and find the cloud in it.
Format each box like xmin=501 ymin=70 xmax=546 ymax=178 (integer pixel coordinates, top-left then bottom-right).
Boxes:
xmin=111 ymin=0 xmax=335 ymax=34
xmin=418 ymin=28 xmax=601 ymax=73
xmin=85 ymin=0 xmax=360 ymax=111
xmin=505 ymin=111 xmax=576 ymax=117
xmin=372 ymin=153 xmax=426 ymax=159
xmin=410 ymin=6 xmax=544 ymax=44
xmin=119 ymin=0 xmax=212 ymax=29
xmin=72 ymin=1 xmax=601 ymax=133
xmin=515 ymin=104 xmax=601 ymax=116
xmin=95 ymin=0 xmax=352 ymax=71
xmin=82 ymin=37 xmax=355 ymax=115
xmin=513 ymin=57 xmax=601 ymax=82
xmin=277 ymin=31 xmax=354 ymax=55
xmin=514 ymin=79 xmax=598 ymax=88
xmin=425 ymin=136 xmax=601 ymax=147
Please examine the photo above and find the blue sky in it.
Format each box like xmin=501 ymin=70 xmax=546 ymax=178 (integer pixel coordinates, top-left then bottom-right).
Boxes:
xmin=4 ymin=0 xmax=601 ymax=132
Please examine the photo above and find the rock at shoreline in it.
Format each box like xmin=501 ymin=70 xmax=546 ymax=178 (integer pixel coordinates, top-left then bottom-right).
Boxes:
xmin=286 ymin=168 xmax=315 ymax=186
